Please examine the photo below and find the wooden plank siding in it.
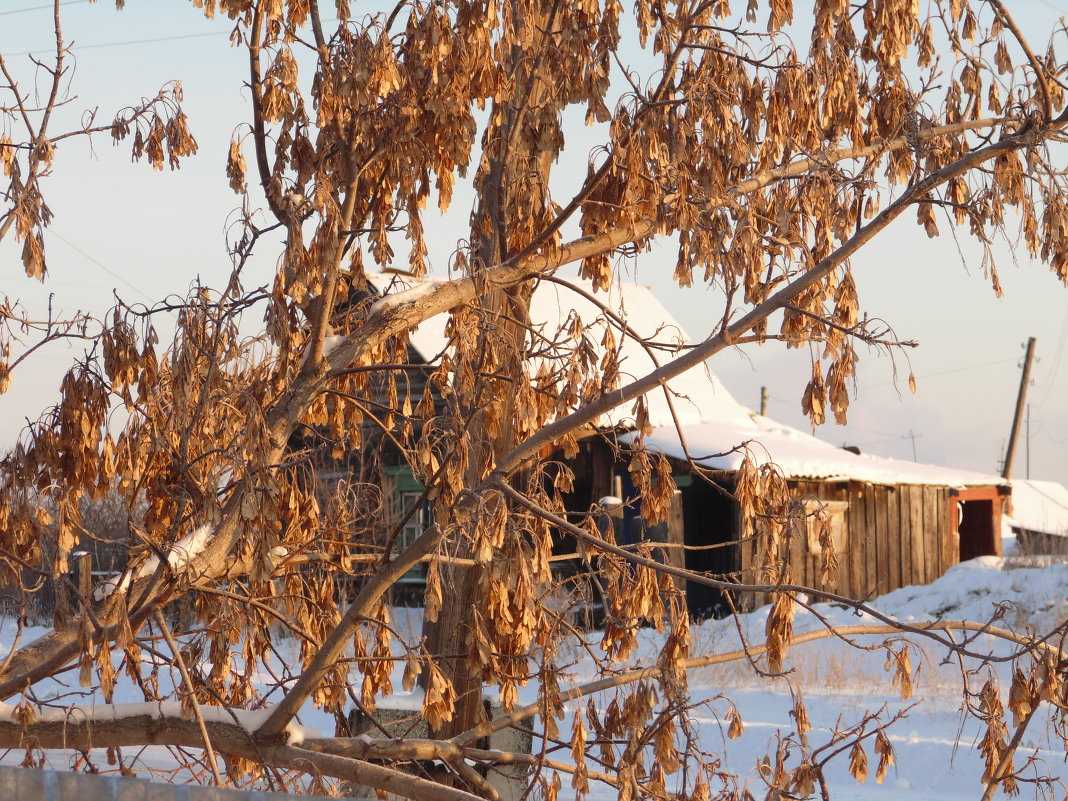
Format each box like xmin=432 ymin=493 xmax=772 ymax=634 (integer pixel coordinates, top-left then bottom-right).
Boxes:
xmin=666 ymin=490 xmax=687 ymax=591
xmin=884 ymin=487 xmax=901 ymax=593
xmin=926 ymin=487 xmax=946 ymax=582
xmin=908 ymin=486 xmax=926 ymax=587
xmin=854 ymin=487 xmax=871 ymax=598
xmin=778 ymin=479 xmax=963 ymax=601
xmin=648 ymin=449 xmax=1003 ymax=611
xmin=847 ymin=485 xmax=866 ymax=599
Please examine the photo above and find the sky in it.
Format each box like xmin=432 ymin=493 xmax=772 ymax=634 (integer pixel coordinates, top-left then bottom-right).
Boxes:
xmin=0 ymin=0 xmax=1066 ymax=485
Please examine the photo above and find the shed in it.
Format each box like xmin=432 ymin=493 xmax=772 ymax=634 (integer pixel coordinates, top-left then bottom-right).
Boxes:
xmin=352 ymin=273 xmax=1010 ymax=616
xmin=1006 ymin=479 xmax=1068 ymax=554
xmin=620 ymin=415 xmax=1010 ymax=615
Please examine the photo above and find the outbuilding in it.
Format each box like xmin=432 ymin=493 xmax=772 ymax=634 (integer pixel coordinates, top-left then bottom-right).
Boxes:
xmin=346 ymin=273 xmax=1011 ymax=617
xmin=617 ymin=414 xmax=1010 ymax=616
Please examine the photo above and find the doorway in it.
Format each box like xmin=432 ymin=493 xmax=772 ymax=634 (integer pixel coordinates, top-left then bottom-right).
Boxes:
xmin=958 ymin=499 xmax=997 ymax=561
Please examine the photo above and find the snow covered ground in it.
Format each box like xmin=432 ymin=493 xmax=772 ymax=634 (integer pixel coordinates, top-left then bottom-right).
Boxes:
xmin=673 ymin=557 xmax=1068 ymax=801
xmin=2 ymin=556 xmax=1067 ymax=799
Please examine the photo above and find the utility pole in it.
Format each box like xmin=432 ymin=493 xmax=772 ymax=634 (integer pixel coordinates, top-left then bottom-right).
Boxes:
xmin=760 ymin=386 xmax=768 ymax=416
xmin=1002 ymin=337 xmax=1036 ymax=480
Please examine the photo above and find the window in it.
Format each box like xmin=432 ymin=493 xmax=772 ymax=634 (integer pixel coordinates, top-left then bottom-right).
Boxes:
xmin=396 ymin=490 xmax=431 ymax=583
xmin=803 ymin=499 xmax=849 ymax=554
xmin=398 ymin=490 xmax=431 ymax=549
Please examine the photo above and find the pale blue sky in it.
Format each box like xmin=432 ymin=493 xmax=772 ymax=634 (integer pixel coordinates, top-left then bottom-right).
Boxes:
xmin=1 ymin=0 xmax=1066 ymax=484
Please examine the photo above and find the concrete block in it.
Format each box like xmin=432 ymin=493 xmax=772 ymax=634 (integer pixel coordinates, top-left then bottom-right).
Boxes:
xmin=346 ymin=702 xmax=533 ymax=801
xmin=113 ymin=773 xmax=156 ymax=801
xmin=484 ymin=704 xmax=533 ymax=801
xmin=0 ymin=766 xmax=20 ymax=799
xmin=16 ymin=766 xmax=48 ymax=801
xmin=51 ymin=769 xmax=89 ymax=801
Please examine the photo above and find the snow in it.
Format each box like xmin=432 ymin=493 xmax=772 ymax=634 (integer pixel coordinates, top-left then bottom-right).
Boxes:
xmin=8 ymin=556 xmax=1068 ymax=798
xmin=574 ymin=557 xmax=1068 ymax=801
xmin=92 ymin=524 xmax=215 ymax=601
xmin=621 ymin=414 xmax=1007 ymax=487
xmin=367 ymin=279 xmax=441 ymax=317
xmin=0 ymin=700 xmax=318 ymax=744
xmin=322 ymin=334 xmax=346 ymax=357
xmin=366 ymin=272 xmax=749 ymax=430
xmin=1007 ymin=479 xmax=1068 ymax=536
xmin=365 ymin=272 xmax=1006 ymax=486
xmin=300 ymin=333 xmax=349 ymax=368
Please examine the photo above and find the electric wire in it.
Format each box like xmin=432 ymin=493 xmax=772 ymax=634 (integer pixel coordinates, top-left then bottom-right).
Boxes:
xmin=8 ymin=30 xmax=226 ymax=57
xmin=0 ymin=1 xmax=90 ymax=17
xmin=48 ymin=229 xmax=154 ymax=302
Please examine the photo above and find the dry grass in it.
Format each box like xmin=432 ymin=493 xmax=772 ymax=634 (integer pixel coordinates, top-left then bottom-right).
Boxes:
xmin=685 ymin=615 xmax=969 ymax=702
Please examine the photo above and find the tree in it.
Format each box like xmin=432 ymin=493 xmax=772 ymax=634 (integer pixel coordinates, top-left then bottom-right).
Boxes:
xmin=1 ymin=0 xmax=1067 ymax=798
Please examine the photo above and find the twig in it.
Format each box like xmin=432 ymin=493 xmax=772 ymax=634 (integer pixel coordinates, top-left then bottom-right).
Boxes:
xmin=153 ymin=608 xmax=224 ymax=786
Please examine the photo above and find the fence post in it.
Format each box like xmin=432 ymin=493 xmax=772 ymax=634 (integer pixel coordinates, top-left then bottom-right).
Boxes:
xmin=73 ymin=551 xmax=91 ymax=604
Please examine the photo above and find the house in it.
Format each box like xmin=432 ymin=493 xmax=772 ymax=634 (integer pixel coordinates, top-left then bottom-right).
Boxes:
xmin=619 ymin=415 xmax=1010 ymax=615
xmin=344 ymin=273 xmax=1010 ymax=616
xmin=1005 ymin=479 xmax=1068 ymax=554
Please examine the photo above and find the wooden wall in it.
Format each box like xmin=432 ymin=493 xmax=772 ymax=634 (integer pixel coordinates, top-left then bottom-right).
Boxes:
xmin=740 ymin=481 xmax=959 ymax=602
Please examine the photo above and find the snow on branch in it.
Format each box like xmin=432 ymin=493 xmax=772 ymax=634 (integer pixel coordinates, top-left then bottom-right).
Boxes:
xmin=0 ymin=700 xmax=318 ymax=745
xmin=91 ymin=524 xmax=216 ymax=602
xmin=367 ymin=279 xmax=441 ymax=317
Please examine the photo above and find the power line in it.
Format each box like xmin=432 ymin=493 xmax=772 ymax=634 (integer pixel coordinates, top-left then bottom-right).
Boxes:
xmin=48 ymin=229 xmax=154 ymax=302
xmin=9 ymin=30 xmax=225 ymax=57
xmin=1036 ymin=306 xmax=1068 ymax=408
xmin=859 ymin=355 xmax=1020 ymax=389
xmin=0 ymin=1 xmax=90 ymax=17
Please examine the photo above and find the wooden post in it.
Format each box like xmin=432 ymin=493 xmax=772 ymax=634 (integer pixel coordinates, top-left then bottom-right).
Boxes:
xmin=760 ymin=386 xmax=768 ymax=416
xmin=1003 ymin=337 xmax=1036 ymax=480
xmin=71 ymin=551 xmax=91 ymax=608
xmin=666 ymin=490 xmax=686 ymax=591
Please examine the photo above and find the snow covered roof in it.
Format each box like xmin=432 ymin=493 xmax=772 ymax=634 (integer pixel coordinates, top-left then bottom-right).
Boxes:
xmin=367 ymin=272 xmax=1004 ymax=489
xmin=619 ymin=415 xmax=1006 ymax=487
xmin=1007 ymin=479 xmax=1068 ymax=536
xmin=367 ymin=272 xmax=749 ymax=430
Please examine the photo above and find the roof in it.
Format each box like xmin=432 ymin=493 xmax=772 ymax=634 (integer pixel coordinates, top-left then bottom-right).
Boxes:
xmin=620 ymin=416 xmax=1006 ymax=488
xmin=368 ymin=272 xmax=1005 ymax=489
xmin=1007 ymin=479 xmax=1068 ymax=536
xmin=367 ymin=272 xmax=749 ymax=430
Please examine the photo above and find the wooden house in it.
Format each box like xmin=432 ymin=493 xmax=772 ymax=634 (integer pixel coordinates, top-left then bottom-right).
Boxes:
xmin=615 ymin=419 xmax=1009 ymax=616
xmin=349 ymin=273 xmax=1011 ymax=616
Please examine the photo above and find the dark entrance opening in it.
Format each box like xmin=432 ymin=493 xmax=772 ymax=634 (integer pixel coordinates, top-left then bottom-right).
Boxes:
xmin=958 ymin=499 xmax=997 ymax=561
xmin=681 ymin=479 xmax=740 ymax=619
